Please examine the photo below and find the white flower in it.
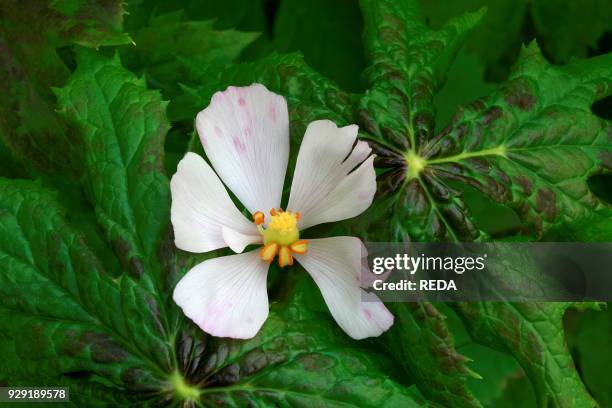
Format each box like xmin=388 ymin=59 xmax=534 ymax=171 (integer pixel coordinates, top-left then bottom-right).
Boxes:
xmin=171 ymin=84 xmax=393 ymax=340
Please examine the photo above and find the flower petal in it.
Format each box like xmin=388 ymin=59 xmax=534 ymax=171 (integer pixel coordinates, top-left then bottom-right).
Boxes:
xmin=170 ymin=152 xmax=258 ymax=253
xmin=294 ymin=237 xmax=394 ymax=339
xmin=303 ymin=156 xmax=376 ymax=230
xmin=222 ymin=226 xmax=261 ymax=253
xmin=287 ymin=120 xmax=375 ymax=230
xmin=173 ymin=250 xmax=269 ymax=339
xmin=196 ymin=84 xmax=289 ymax=214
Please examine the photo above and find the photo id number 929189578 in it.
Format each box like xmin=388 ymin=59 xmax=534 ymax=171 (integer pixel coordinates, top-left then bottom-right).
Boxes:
xmin=0 ymin=387 xmax=69 ymax=402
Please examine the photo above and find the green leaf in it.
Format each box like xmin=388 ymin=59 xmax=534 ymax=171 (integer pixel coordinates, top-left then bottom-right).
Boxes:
xmin=357 ymin=0 xmax=485 ymax=151
xmin=421 ymin=0 xmax=527 ymax=82
xmin=453 ymin=302 xmax=596 ymax=407
xmin=271 ymin=0 xmax=367 ymax=92
xmin=0 ymin=179 xmax=171 ymax=399
xmin=0 ymin=0 xmax=131 ymax=174
xmin=55 ymin=49 xmax=173 ymax=308
xmin=2 ymin=49 xmax=441 ymax=406
xmin=180 ymin=285 xmax=433 ymax=407
xmin=371 ymin=36 xmax=612 ymax=241
xmin=182 ymin=3 xmax=610 ymax=405
xmin=530 ymin=0 xmax=612 ymax=63
xmin=0 ymin=180 xmax=434 ymax=407
xmin=380 ymin=303 xmax=481 ymax=407
xmin=422 ymin=0 xmax=612 ymax=81
xmin=436 ymin=304 xmax=526 ymax=406
xmin=566 ymin=306 xmax=612 ymax=406
xmin=122 ymin=10 xmax=259 ymax=97
xmin=351 ymin=2 xmax=609 ymax=406
xmin=4 ymin=0 xmax=608 ymax=405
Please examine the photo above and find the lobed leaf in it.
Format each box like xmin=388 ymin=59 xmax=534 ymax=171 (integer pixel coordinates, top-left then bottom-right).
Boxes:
xmin=395 ymin=43 xmax=612 ymax=241
xmin=358 ymin=0 xmax=485 ymax=151
xmin=356 ymin=2 xmax=610 ymax=406
xmin=55 ymin=49 xmax=175 ymax=315
xmin=0 ymin=179 xmax=170 ymax=397
xmin=2 ymin=0 xmax=609 ymax=406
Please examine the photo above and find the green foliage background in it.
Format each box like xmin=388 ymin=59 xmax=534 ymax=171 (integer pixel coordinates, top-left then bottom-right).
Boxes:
xmin=1 ymin=0 xmax=611 ymax=406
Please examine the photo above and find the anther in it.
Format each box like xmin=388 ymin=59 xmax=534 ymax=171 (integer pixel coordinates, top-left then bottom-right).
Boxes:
xmin=253 ymin=211 xmax=265 ymax=225
xmin=278 ymin=246 xmax=293 ymax=267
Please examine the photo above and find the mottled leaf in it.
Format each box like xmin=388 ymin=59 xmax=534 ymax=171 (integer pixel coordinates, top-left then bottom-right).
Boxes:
xmin=2 ymin=0 xmax=609 ymax=406
xmin=454 ymin=302 xmax=596 ymax=407
xmin=55 ymin=49 xmax=174 ymax=320
xmin=11 ymin=47 xmax=442 ymax=407
xmin=0 ymin=179 xmax=171 ymax=399
xmin=354 ymin=2 xmax=610 ymax=407
xmin=0 ymin=0 xmax=131 ymax=174
xmin=391 ymin=43 xmax=612 ymax=241
xmin=358 ymin=0 xmax=485 ymax=151
xmin=175 ymin=284 xmax=434 ymax=407
xmin=380 ymin=303 xmax=481 ymax=407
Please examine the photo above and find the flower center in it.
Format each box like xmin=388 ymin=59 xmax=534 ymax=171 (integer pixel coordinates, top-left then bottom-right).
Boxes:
xmin=264 ymin=209 xmax=299 ymax=245
xmin=253 ymin=208 xmax=308 ymax=267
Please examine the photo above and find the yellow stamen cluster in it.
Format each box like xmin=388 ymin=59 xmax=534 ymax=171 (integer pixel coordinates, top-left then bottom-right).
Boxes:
xmin=253 ymin=208 xmax=307 ymax=267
